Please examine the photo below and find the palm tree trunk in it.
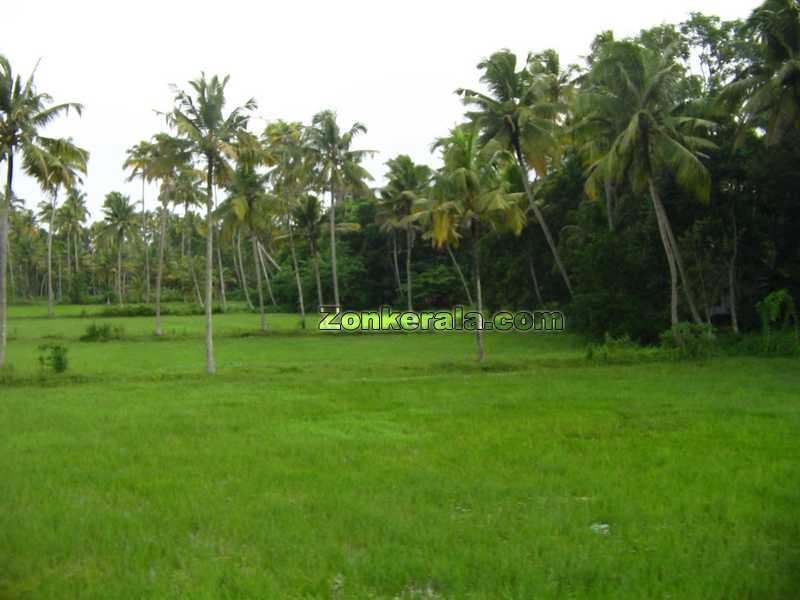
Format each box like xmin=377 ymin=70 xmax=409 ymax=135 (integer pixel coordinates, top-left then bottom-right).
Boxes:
xmin=405 ymin=227 xmax=414 ymax=311
xmin=605 ymin=178 xmax=616 ymax=232
xmin=528 ymin=254 xmax=545 ymax=308
xmin=513 ymin=142 xmax=573 ymax=298
xmin=447 ymin=244 xmax=473 ymax=306
xmin=471 ymin=222 xmax=485 ymax=363
xmin=142 ymin=175 xmax=150 ymax=303
xmin=391 ymin=232 xmax=402 ymax=294
xmin=258 ymin=243 xmax=278 ymax=307
xmin=204 ymin=161 xmax=216 ymax=374
xmin=328 ymin=183 xmax=340 ymax=309
xmin=74 ymin=233 xmax=79 ymax=272
xmin=216 ymin=230 xmax=227 ymax=311
xmin=729 ymin=212 xmax=739 ymax=334
xmin=287 ymin=217 xmax=306 ymax=329
xmin=66 ymin=233 xmax=71 ymax=281
xmin=234 ymin=228 xmax=253 ymax=310
xmin=155 ymin=199 xmax=168 ymax=336
xmin=252 ymin=234 xmax=266 ymax=331
xmin=57 ymin=256 xmax=62 ymax=303
xmin=0 ymin=152 xmax=10 ymax=368
xmin=117 ymin=234 xmax=123 ymax=306
xmin=47 ymin=189 xmax=57 ymax=317
xmin=649 ymin=180 xmax=680 ymax=329
xmin=312 ymin=240 xmax=324 ymax=310
xmin=649 ymin=179 xmax=703 ymax=324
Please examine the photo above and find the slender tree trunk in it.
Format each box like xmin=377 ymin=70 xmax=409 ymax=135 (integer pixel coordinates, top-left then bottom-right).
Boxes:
xmin=74 ymin=233 xmax=79 ymax=273
xmin=513 ymin=142 xmax=573 ymax=298
xmin=236 ymin=228 xmax=254 ymax=310
xmin=605 ymin=178 xmax=616 ymax=232
xmin=328 ymin=182 xmax=340 ymax=309
xmin=66 ymin=233 xmax=71 ymax=281
xmin=312 ymin=241 xmax=324 ymax=310
xmin=729 ymin=213 xmax=740 ymax=334
xmin=204 ymin=161 xmax=216 ymax=374
xmin=471 ymin=221 xmax=485 ymax=363
xmin=155 ymin=197 xmax=168 ymax=337
xmin=258 ymin=243 xmax=278 ymax=307
xmin=287 ymin=217 xmax=306 ymax=329
xmin=447 ymin=244 xmax=473 ymax=306
xmin=251 ymin=234 xmax=266 ymax=331
xmin=649 ymin=179 xmax=703 ymax=324
xmin=216 ymin=230 xmax=227 ymax=311
xmin=405 ymin=227 xmax=414 ymax=311
xmin=528 ymin=254 xmax=545 ymax=308
xmin=47 ymin=188 xmax=57 ymax=317
xmin=117 ymin=235 xmax=123 ymax=306
xmin=57 ymin=256 xmax=62 ymax=303
xmin=0 ymin=153 xmax=9 ymax=368
xmin=391 ymin=232 xmax=402 ymax=294
xmin=142 ymin=175 xmax=150 ymax=303
xmin=649 ymin=180 xmax=679 ymax=329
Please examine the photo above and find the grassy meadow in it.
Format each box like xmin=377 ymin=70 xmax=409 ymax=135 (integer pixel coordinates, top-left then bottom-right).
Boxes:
xmin=1 ymin=304 xmax=799 ymax=599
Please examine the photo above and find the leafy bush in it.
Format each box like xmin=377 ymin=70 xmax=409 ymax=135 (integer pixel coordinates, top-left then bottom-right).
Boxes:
xmin=80 ymin=322 xmax=125 ymax=342
xmin=38 ymin=344 xmax=69 ymax=374
xmin=585 ymin=333 xmax=662 ymax=364
xmin=660 ymin=322 xmax=717 ymax=359
xmin=756 ymin=289 xmax=798 ymax=349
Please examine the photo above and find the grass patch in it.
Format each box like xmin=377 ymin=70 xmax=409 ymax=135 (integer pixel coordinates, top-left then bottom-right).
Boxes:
xmin=0 ymin=304 xmax=799 ymax=598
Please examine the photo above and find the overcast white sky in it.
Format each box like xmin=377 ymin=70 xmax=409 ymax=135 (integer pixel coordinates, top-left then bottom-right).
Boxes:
xmin=6 ymin=0 xmax=756 ymax=220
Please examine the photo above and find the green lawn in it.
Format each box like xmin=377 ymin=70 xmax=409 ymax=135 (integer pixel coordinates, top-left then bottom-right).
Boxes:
xmin=1 ymin=305 xmax=799 ymax=599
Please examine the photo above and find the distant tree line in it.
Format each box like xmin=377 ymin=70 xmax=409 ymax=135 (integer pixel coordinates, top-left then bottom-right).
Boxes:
xmin=2 ymin=0 xmax=799 ymax=369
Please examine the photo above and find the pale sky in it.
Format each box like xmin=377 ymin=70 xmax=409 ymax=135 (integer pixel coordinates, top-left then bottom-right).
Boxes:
xmin=5 ymin=0 xmax=756 ymax=221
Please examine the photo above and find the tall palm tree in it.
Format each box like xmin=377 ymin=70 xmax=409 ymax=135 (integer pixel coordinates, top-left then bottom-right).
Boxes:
xmin=429 ymin=123 xmax=526 ymax=362
xmin=123 ymin=140 xmax=156 ymax=302
xmin=170 ymin=73 xmax=256 ymax=373
xmin=223 ymin=131 xmax=271 ymax=331
xmin=457 ymin=49 xmax=573 ymax=298
xmin=583 ymin=42 xmax=716 ymax=329
xmin=378 ymin=155 xmax=432 ymax=311
xmin=304 ymin=110 xmax=373 ymax=309
xmin=265 ymin=119 xmax=308 ymax=328
xmin=724 ymin=0 xmax=800 ymax=144
xmin=60 ymin=188 xmax=89 ymax=273
xmin=0 ymin=54 xmax=83 ymax=367
xmin=148 ymin=133 xmax=191 ymax=335
xmin=24 ymin=137 xmax=89 ymax=317
xmin=292 ymin=193 xmax=326 ymax=310
xmin=101 ymin=192 xmax=138 ymax=305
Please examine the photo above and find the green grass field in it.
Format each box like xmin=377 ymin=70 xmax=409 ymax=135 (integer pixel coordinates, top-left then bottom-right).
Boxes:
xmin=1 ymin=304 xmax=799 ymax=599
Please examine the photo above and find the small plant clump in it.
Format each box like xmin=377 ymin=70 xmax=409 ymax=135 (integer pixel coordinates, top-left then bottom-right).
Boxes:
xmin=37 ymin=344 xmax=69 ymax=374
xmin=80 ymin=322 xmax=125 ymax=342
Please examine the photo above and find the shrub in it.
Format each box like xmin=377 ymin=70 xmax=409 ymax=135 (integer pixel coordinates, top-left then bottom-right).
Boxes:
xmin=585 ymin=333 xmax=662 ymax=364
xmin=38 ymin=344 xmax=69 ymax=374
xmin=80 ymin=322 xmax=125 ymax=342
xmin=659 ymin=322 xmax=717 ymax=359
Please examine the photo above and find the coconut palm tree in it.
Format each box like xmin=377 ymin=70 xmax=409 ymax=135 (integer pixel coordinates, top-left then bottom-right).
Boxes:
xmin=304 ymin=110 xmax=374 ymax=309
xmin=583 ymin=42 xmax=716 ymax=329
xmin=430 ymin=122 xmax=526 ymax=362
xmin=123 ymin=140 xmax=156 ymax=301
xmin=60 ymin=188 xmax=89 ymax=274
xmin=724 ymin=0 xmax=800 ymax=144
xmin=378 ymin=155 xmax=432 ymax=311
xmin=457 ymin=49 xmax=573 ymax=298
xmin=292 ymin=193 xmax=326 ymax=310
xmin=265 ymin=119 xmax=309 ymax=328
xmin=24 ymin=137 xmax=89 ymax=317
xmin=170 ymin=73 xmax=256 ymax=373
xmin=101 ymin=192 xmax=138 ymax=305
xmin=0 ymin=54 xmax=83 ymax=367
xmin=148 ymin=133 xmax=191 ymax=335
xmin=223 ymin=131 xmax=271 ymax=331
